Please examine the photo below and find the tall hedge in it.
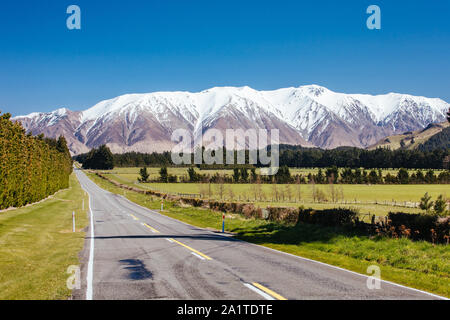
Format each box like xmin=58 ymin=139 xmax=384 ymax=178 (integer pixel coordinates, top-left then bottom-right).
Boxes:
xmin=0 ymin=113 xmax=73 ymax=210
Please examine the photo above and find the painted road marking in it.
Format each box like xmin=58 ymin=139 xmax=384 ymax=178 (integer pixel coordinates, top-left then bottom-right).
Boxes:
xmin=191 ymin=252 xmax=206 ymax=260
xmin=252 ymin=282 xmax=287 ymax=300
xmin=243 ymin=283 xmax=275 ymax=300
xmin=168 ymin=238 xmax=212 ymax=260
xmin=77 ymin=173 xmax=94 ymax=301
xmin=143 ymin=223 xmax=160 ymax=233
xmin=166 ymin=238 xmax=174 ymax=243
xmin=130 ymin=214 xmax=139 ymax=221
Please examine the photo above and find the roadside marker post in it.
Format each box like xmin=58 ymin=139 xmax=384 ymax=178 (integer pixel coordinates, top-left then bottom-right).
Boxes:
xmin=72 ymin=211 xmax=75 ymax=232
xmin=222 ymin=213 xmax=225 ymax=233
xmin=161 ymin=199 xmax=164 ymax=211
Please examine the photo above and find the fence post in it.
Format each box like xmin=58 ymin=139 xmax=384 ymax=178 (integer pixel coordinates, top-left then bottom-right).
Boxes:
xmin=72 ymin=211 xmax=75 ymax=232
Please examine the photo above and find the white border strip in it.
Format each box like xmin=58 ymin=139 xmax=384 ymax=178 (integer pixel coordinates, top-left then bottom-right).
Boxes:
xmin=243 ymin=283 xmax=275 ymax=300
xmin=76 ymin=171 xmax=95 ymax=301
xmin=191 ymin=252 xmax=206 ymax=260
xmin=86 ymin=193 xmax=94 ymax=300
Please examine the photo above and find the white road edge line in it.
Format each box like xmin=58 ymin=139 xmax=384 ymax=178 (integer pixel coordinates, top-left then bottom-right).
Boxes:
xmin=113 ymin=177 xmax=449 ymax=300
xmin=77 ymin=172 xmax=94 ymax=301
xmin=166 ymin=238 xmax=174 ymax=243
xmin=191 ymin=252 xmax=206 ymax=260
xmin=243 ymin=283 xmax=275 ymax=300
xmin=86 ymin=193 xmax=94 ymax=300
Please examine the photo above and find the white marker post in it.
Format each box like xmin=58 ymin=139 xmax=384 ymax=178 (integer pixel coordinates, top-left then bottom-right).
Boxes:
xmin=72 ymin=211 xmax=76 ymax=232
xmin=161 ymin=199 xmax=164 ymax=211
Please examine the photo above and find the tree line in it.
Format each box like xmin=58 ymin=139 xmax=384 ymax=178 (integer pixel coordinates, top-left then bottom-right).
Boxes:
xmin=142 ymin=165 xmax=449 ymax=185
xmin=77 ymin=145 xmax=114 ymax=170
xmin=0 ymin=113 xmax=73 ymax=210
xmin=75 ymin=145 xmax=449 ymax=170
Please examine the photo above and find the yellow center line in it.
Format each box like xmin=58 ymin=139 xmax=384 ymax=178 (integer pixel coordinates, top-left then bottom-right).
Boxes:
xmin=168 ymin=238 xmax=212 ymax=261
xmin=252 ymin=282 xmax=287 ymax=300
xmin=143 ymin=223 xmax=160 ymax=233
xmin=130 ymin=214 xmax=139 ymax=221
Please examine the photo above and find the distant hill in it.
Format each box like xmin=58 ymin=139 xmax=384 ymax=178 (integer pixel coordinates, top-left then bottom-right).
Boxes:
xmin=418 ymin=125 xmax=450 ymax=151
xmin=368 ymin=121 xmax=449 ymax=151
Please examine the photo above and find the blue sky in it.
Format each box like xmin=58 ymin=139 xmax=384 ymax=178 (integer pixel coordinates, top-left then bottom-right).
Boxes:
xmin=0 ymin=0 xmax=449 ymax=116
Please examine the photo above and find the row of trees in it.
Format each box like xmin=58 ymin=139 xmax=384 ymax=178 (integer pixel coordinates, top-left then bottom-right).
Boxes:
xmin=309 ymin=167 xmax=449 ymax=185
xmin=76 ymin=145 xmax=449 ymax=170
xmin=0 ymin=113 xmax=73 ymax=209
xmin=278 ymin=146 xmax=448 ymax=169
xmin=146 ymin=165 xmax=449 ymax=185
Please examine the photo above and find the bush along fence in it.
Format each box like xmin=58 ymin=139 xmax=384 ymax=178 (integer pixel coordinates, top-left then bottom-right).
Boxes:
xmin=94 ymin=172 xmax=450 ymax=244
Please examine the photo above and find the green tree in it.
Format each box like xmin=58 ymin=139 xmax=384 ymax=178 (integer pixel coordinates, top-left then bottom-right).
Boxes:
xmin=138 ymin=167 xmax=150 ymax=183
xmin=425 ymin=170 xmax=436 ymax=184
xmin=233 ymin=168 xmax=240 ymax=183
xmin=368 ymin=169 xmax=379 ymax=184
xmin=325 ymin=166 xmax=338 ymax=184
xmin=397 ymin=168 xmax=409 ymax=184
xmin=159 ymin=166 xmax=168 ymax=183
xmin=240 ymin=168 xmax=249 ymax=183
xmin=316 ymin=169 xmax=325 ymax=184
xmin=187 ymin=167 xmax=198 ymax=182
xmin=419 ymin=192 xmax=434 ymax=214
xmin=275 ymin=165 xmax=291 ymax=184
xmin=82 ymin=145 xmax=114 ymax=170
xmin=433 ymin=195 xmax=447 ymax=216
xmin=250 ymin=168 xmax=257 ymax=183
xmin=415 ymin=170 xmax=425 ymax=183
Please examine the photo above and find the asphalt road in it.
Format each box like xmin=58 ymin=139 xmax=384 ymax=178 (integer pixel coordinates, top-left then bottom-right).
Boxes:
xmin=73 ymin=169 xmax=444 ymax=300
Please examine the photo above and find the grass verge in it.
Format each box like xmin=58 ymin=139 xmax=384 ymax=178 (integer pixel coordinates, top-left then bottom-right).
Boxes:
xmin=0 ymin=173 xmax=89 ymax=299
xmin=86 ymin=171 xmax=450 ymax=298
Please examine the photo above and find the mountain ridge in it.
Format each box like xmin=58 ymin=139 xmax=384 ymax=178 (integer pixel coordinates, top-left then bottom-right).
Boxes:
xmin=13 ymin=85 xmax=449 ymax=155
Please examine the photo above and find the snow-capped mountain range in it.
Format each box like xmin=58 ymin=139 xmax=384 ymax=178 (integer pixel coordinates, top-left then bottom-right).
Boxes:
xmin=13 ymin=85 xmax=449 ymax=155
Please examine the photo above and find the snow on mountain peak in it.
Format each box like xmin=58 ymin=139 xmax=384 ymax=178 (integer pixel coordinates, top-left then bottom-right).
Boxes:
xmin=12 ymin=85 xmax=449 ymax=154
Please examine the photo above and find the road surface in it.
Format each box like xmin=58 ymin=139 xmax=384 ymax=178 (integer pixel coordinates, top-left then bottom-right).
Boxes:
xmin=73 ymin=169 xmax=444 ymax=300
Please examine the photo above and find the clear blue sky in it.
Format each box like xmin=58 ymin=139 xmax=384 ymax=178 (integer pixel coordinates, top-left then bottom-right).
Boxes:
xmin=1 ymin=0 xmax=449 ymax=116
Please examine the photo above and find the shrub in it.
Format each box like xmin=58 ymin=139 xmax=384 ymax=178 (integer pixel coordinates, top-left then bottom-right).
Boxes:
xmin=267 ymin=207 xmax=299 ymax=224
xmin=377 ymin=212 xmax=450 ymax=243
xmin=297 ymin=208 xmax=358 ymax=227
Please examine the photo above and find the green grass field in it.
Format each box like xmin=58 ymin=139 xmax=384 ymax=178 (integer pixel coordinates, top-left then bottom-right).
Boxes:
xmin=99 ymin=168 xmax=449 ymax=217
xmin=0 ymin=173 xmax=89 ymax=300
xmin=85 ymin=171 xmax=450 ymax=298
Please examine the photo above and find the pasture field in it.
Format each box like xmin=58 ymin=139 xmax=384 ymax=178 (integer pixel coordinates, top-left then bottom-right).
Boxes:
xmin=85 ymin=171 xmax=450 ymax=298
xmin=100 ymin=168 xmax=449 ymax=217
xmin=0 ymin=173 xmax=89 ymax=299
